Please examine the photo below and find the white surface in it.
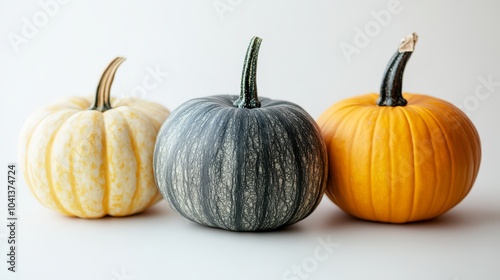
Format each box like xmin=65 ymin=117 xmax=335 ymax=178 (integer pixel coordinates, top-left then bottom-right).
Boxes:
xmin=1 ymin=0 xmax=499 ymax=279
xmin=3 ymin=187 xmax=500 ymax=280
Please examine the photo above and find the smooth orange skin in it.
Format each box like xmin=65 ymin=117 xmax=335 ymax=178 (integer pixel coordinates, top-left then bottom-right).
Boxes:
xmin=318 ymin=93 xmax=481 ymax=223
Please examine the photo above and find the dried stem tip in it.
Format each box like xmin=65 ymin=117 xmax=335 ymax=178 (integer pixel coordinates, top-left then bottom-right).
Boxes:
xmin=399 ymin=32 xmax=418 ymax=53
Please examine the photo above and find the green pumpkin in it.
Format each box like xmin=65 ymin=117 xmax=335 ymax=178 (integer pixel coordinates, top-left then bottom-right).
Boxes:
xmin=153 ymin=37 xmax=328 ymax=231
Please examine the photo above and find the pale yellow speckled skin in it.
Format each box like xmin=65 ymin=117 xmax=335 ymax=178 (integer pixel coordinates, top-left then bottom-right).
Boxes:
xmin=18 ymin=96 xmax=169 ymax=218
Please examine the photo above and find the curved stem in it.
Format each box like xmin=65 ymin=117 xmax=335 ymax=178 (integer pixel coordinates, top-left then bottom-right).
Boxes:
xmin=234 ymin=36 xmax=262 ymax=109
xmin=90 ymin=57 xmax=126 ymax=112
xmin=377 ymin=32 xmax=418 ymax=107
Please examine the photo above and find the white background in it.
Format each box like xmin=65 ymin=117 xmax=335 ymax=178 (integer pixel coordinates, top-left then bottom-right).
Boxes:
xmin=1 ymin=0 xmax=499 ymax=279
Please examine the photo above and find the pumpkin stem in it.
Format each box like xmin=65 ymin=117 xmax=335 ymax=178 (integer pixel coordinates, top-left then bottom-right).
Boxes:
xmin=234 ymin=36 xmax=262 ymax=109
xmin=90 ymin=57 xmax=126 ymax=112
xmin=377 ymin=32 xmax=418 ymax=107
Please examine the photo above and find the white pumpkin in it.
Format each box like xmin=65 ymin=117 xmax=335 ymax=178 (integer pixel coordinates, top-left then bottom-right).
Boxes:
xmin=18 ymin=57 xmax=170 ymax=218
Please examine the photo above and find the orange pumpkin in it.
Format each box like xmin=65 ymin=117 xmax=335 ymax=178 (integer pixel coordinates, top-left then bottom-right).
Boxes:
xmin=318 ymin=33 xmax=481 ymax=223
